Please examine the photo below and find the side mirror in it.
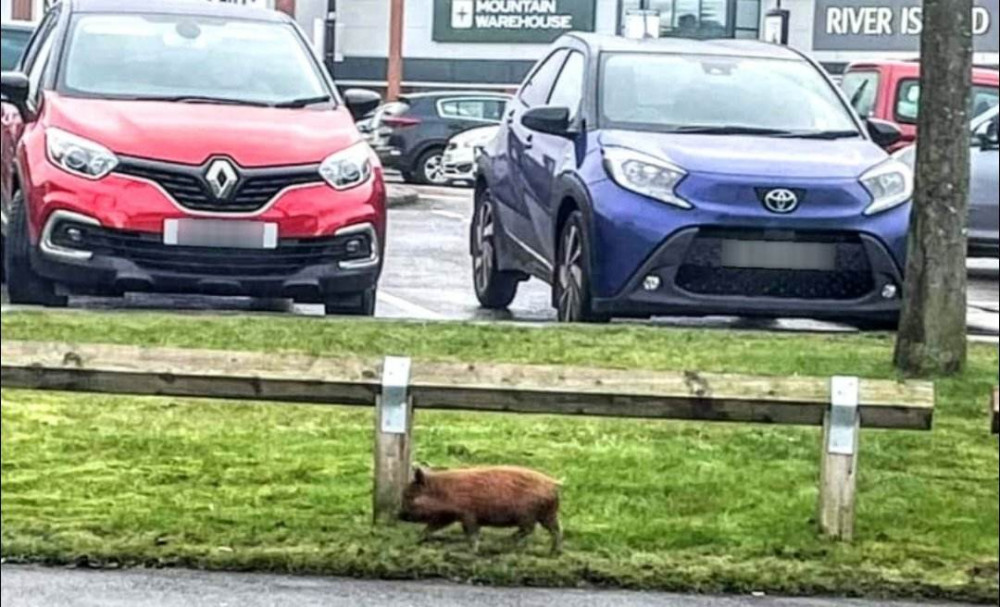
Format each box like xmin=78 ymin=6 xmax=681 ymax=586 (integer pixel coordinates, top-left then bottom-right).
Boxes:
xmin=866 ymin=118 xmax=903 ymax=150
xmin=521 ymin=106 xmax=573 ymax=137
xmin=0 ymin=72 xmax=30 ymax=118
xmin=344 ymin=89 xmax=382 ymax=121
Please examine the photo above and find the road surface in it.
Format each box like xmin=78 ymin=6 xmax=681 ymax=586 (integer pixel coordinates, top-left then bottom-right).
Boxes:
xmin=1 ymin=184 xmax=998 ymax=340
xmin=0 ymin=567 xmax=979 ymax=607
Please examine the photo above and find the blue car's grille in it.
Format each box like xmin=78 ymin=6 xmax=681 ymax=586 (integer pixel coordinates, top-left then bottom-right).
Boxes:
xmin=676 ymin=231 xmax=875 ymax=300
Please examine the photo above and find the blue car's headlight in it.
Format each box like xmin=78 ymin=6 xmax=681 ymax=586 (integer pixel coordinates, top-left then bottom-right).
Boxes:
xmin=861 ymin=158 xmax=913 ymax=216
xmin=603 ymin=147 xmax=691 ymax=209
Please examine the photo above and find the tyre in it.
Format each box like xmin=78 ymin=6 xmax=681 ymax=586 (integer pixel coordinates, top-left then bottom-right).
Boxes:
xmin=471 ymin=191 xmax=519 ymax=309
xmin=555 ymin=211 xmax=608 ymax=324
xmin=413 ymin=148 xmax=448 ymax=186
xmin=5 ymin=192 xmax=67 ymax=307
xmin=324 ymin=288 xmax=376 ymax=317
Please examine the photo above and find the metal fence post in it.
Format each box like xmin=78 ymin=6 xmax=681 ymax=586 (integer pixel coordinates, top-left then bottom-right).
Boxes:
xmin=818 ymin=376 xmax=861 ymax=541
xmin=373 ymin=356 xmax=413 ymax=526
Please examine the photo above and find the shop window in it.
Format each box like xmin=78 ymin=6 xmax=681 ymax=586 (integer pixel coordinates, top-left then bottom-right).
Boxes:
xmin=619 ymin=0 xmax=759 ymax=40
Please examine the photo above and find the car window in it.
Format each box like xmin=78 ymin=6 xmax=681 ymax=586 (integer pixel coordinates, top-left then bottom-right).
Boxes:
xmin=841 ymin=71 xmax=879 ymax=118
xmin=57 ymin=14 xmax=329 ymax=106
xmin=547 ymin=52 xmax=586 ymax=119
xmin=27 ymin=32 xmax=56 ymax=108
xmin=897 ymin=80 xmax=999 ymax=124
xmin=19 ymin=9 xmax=59 ymax=75
xmin=519 ymin=49 xmax=569 ymax=108
xmin=1 ymin=29 xmax=34 ymax=71
xmin=439 ymin=99 xmax=505 ymax=122
xmin=601 ymin=53 xmax=860 ymax=134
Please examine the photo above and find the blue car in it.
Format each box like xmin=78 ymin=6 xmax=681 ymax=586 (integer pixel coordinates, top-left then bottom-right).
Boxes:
xmin=472 ymin=34 xmax=913 ymax=324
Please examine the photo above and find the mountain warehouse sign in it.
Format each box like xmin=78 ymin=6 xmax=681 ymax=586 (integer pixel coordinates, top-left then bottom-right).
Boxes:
xmin=814 ymin=0 xmax=999 ymax=53
xmin=433 ymin=0 xmax=596 ymax=43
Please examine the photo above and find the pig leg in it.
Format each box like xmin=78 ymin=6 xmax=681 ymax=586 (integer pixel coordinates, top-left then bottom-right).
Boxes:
xmin=420 ymin=520 xmax=454 ymax=544
xmin=540 ymin=512 xmax=563 ymax=556
xmin=461 ymin=516 xmax=481 ymax=554
xmin=510 ymin=521 xmax=536 ymax=543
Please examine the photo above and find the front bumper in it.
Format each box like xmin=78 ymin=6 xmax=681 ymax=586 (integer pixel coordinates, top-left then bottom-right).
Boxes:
xmin=592 ymin=228 xmax=903 ymax=322
xmin=32 ymin=216 xmax=381 ymax=302
xmin=968 ymin=231 xmax=1000 ymax=258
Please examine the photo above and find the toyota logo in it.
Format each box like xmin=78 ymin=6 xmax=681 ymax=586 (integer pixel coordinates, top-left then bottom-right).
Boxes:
xmin=762 ymin=188 xmax=800 ymax=214
xmin=205 ymin=159 xmax=239 ymax=200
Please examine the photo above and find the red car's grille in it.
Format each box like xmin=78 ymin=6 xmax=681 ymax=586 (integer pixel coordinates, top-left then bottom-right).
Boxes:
xmin=115 ymin=157 xmax=323 ymax=214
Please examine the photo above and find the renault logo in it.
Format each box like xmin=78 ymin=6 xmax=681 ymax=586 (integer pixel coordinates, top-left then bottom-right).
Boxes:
xmin=205 ymin=159 xmax=239 ymax=200
xmin=762 ymin=188 xmax=800 ymax=214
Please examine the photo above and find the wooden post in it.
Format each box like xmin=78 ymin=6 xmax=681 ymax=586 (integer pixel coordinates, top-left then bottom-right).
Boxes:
xmin=818 ymin=377 xmax=860 ymax=541
xmin=373 ymin=356 xmax=413 ymax=525
xmin=991 ymin=387 xmax=998 ymax=435
xmin=386 ymin=0 xmax=405 ymax=101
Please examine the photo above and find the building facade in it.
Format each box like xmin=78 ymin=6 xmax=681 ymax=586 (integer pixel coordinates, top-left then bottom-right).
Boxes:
xmin=5 ymin=0 xmax=997 ymax=88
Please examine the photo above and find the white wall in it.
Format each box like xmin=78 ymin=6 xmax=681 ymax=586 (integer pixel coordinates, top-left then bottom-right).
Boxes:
xmin=1 ymin=0 xmax=12 ymax=22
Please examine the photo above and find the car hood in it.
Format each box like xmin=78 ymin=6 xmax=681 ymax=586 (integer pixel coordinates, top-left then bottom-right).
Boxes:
xmin=452 ymin=125 xmax=500 ymax=146
xmin=44 ymin=93 xmax=361 ymax=167
xmin=598 ymin=130 xmax=888 ymax=180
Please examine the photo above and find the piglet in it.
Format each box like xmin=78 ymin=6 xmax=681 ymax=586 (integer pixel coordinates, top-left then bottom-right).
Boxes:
xmin=399 ymin=466 xmax=563 ymax=555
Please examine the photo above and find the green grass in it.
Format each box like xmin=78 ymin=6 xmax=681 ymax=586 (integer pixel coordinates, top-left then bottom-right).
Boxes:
xmin=1 ymin=311 xmax=998 ymax=602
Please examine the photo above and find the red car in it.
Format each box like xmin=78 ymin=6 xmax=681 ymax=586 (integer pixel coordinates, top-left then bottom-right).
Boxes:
xmin=841 ymin=61 xmax=999 ymax=151
xmin=1 ymin=0 xmax=384 ymax=315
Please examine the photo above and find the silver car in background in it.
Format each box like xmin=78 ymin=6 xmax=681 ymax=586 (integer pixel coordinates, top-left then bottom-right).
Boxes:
xmin=441 ymin=125 xmax=499 ymax=186
xmin=896 ymin=105 xmax=999 ymax=258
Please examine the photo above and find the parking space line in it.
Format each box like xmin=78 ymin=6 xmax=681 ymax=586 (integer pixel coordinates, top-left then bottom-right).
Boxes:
xmin=377 ymin=292 xmax=445 ymax=320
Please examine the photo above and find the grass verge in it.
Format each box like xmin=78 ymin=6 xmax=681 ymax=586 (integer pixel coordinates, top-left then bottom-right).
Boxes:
xmin=1 ymin=311 xmax=998 ymax=602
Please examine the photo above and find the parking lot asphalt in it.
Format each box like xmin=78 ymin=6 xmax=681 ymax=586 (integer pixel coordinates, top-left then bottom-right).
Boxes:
xmin=1 ymin=183 xmax=998 ymax=341
xmin=0 ymin=567 xmax=980 ymax=607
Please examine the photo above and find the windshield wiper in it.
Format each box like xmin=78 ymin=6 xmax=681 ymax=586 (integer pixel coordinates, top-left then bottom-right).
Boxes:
xmin=138 ymin=95 xmax=274 ymax=108
xmin=273 ymin=95 xmax=333 ymax=109
xmin=774 ymin=130 xmax=862 ymax=140
xmin=668 ymin=125 xmax=797 ymax=136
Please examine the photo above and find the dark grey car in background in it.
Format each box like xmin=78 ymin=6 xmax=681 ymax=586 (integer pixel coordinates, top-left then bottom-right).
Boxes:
xmin=370 ymin=92 xmax=510 ymax=185
xmin=896 ymin=105 xmax=999 ymax=258
xmin=1 ymin=21 xmax=35 ymax=72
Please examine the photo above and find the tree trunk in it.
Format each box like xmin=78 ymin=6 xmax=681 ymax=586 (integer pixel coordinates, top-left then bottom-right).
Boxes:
xmin=894 ymin=0 xmax=974 ymax=377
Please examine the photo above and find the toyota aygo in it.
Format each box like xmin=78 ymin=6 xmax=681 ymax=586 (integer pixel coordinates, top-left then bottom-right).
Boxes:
xmin=1 ymin=0 xmax=384 ymax=315
xmin=472 ymin=34 xmax=913 ymax=327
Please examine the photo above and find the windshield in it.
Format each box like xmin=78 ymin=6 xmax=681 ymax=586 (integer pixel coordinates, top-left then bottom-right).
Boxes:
xmin=600 ymin=53 xmax=860 ymax=136
xmin=57 ymin=14 xmax=330 ymax=106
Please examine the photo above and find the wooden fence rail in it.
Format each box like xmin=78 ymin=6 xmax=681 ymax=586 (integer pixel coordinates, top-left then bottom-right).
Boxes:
xmin=0 ymin=340 xmax=936 ymax=541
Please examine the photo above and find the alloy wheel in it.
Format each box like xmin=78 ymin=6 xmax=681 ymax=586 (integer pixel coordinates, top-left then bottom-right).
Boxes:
xmin=423 ymin=154 xmax=447 ymax=185
xmin=473 ymin=200 xmax=496 ymax=296
xmin=558 ymin=223 xmax=585 ymax=322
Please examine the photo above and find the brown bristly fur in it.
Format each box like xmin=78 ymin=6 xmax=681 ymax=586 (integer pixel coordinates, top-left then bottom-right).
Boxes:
xmin=399 ymin=466 xmax=563 ymax=555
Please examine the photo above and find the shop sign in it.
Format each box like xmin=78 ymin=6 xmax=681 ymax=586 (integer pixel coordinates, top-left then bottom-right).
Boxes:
xmin=814 ymin=0 xmax=999 ymax=53
xmin=433 ymin=0 xmax=597 ymax=44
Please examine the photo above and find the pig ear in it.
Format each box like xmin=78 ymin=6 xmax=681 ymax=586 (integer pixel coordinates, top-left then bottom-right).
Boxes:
xmin=413 ymin=467 xmax=427 ymax=485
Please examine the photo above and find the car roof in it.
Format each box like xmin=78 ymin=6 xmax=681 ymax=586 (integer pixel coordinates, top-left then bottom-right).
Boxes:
xmin=564 ymin=33 xmax=805 ymax=61
xmin=846 ymin=60 xmax=1000 ymax=83
xmin=67 ymin=0 xmax=290 ymax=22
xmin=401 ymin=91 xmax=511 ymax=101
xmin=1 ymin=21 xmax=36 ymax=31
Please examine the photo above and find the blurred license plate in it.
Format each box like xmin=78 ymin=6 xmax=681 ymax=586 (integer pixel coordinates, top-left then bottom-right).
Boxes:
xmin=721 ymin=240 xmax=836 ymax=271
xmin=164 ymin=219 xmax=277 ymax=250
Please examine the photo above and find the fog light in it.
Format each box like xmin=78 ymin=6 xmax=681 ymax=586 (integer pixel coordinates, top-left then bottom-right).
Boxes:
xmin=881 ymin=284 xmax=898 ymax=300
xmin=345 ymin=237 xmax=366 ymax=256
xmin=66 ymin=227 xmax=84 ymax=244
xmin=643 ymin=275 xmax=662 ymax=292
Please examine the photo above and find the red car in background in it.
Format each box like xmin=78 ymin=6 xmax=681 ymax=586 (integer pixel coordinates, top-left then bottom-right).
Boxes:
xmin=842 ymin=61 xmax=999 ymax=151
xmin=1 ymin=0 xmax=383 ymax=315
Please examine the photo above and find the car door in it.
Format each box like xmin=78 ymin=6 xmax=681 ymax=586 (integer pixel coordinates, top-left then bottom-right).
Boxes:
xmin=2 ymin=10 xmax=58 ymax=225
xmin=970 ymin=115 xmax=999 ymax=247
xmin=499 ymin=49 xmax=568 ymax=261
xmin=520 ymin=51 xmax=586 ymax=264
